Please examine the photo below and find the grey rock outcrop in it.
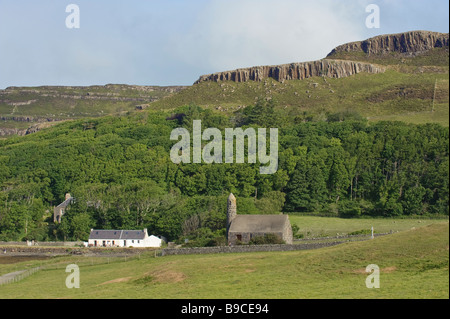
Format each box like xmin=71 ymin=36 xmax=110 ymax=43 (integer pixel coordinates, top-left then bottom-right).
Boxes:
xmin=194 ymin=31 xmax=448 ymax=85
xmin=195 ymin=59 xmax=385 ymax=84
xmin=327 ymin=30 xmax=449 ymax=57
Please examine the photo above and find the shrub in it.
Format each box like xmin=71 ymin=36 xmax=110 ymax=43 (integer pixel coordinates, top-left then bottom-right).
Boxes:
xmin=249 ymin=233 xmax=285 ymax=245
xmin=349 ymin=229 xmax=373 ymax=236
xmin=338 ymin=200 xmax=361 ymax=218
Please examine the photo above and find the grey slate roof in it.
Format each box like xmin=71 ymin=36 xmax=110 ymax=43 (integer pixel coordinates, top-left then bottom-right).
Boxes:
xmin=228 ymin=215 xmax=289 ymax=233
xmin=89 ymin=230 xmax=146 ymax=240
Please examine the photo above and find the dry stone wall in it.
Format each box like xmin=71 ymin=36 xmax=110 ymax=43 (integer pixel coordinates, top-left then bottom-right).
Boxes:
xmin=161 ymin=242 xmax=342 ymax=256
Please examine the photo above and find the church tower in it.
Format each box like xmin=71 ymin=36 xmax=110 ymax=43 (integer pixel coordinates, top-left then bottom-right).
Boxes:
xmin=227 ymin=193 xmax=237 ymax=234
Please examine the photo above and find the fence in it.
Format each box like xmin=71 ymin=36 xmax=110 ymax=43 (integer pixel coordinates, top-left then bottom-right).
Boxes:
xmin=161 ymin=232 xmax=394 ymax=256
xmin=0 ymin=267 xmax=41 ymax=286
xmin=0 ymin=241 xmax=84 ymax=247
xmin=294 ymin=232 xmax=395 ymax=242
xmin=0 ymin=253 xmax=146 ymax=287
xmin=161 ymin=241 xmax=344 ymax=256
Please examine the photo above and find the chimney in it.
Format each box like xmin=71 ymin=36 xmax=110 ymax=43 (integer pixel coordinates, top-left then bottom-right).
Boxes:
xmin=65 ymin=193 xmax=71 ymax=201
xmin=227 ymin=193 xmax=237 ymax=230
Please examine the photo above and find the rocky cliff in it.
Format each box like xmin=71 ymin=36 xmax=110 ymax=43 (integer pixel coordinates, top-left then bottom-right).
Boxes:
xmin=194 ymin=59 xmax=385 ymax=84
xmin=195 ymin=31 xmax=448 ymax=84
xmin=327 ymin=30 xmax=449 ymax=57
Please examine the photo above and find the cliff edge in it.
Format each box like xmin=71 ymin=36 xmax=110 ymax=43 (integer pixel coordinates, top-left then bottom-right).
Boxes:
xmin=195 ymin=31 xmax=448 ymax=84
xmin=327 ymin=30 xmax=449 ymax=58
xmin=195 ymin=59 xmax=385 ymax=84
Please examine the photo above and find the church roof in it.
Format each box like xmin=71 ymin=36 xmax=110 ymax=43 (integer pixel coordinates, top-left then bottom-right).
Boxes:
xmin=228 ymin=215 xmax=289 ymax=233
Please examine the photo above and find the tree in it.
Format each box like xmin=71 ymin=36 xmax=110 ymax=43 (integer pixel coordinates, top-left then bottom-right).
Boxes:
xmin=403 ymin=186 xmax=426 ymax=215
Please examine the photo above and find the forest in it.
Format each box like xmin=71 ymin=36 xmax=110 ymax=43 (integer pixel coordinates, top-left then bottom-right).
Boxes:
xmin=0 ymin=100 xmax=448 ymax=245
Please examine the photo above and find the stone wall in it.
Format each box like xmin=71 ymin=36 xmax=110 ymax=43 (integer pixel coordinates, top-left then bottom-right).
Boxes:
xmin=0 ymin=241 xmax=84 ymax=247
xmin=161 ymin=242 xmax=342 ymax=256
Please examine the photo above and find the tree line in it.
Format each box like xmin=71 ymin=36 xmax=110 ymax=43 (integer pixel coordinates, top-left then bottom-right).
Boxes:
xmin=0 ymin=100 xmax=448 ymax=244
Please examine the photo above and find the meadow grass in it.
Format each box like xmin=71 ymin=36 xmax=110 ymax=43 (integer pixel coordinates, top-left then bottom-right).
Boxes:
xmin=368 ymin=103 xmax=449 ymax=126
xmin=288 ymin=215 xmax=446 ymax=238
xmin=150 ymin=69 xmax=449 ymax=127
xmin=0 ymin=221 xmax=447 ymax=299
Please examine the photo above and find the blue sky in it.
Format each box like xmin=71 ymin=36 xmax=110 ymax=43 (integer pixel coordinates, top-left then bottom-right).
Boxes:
xmin=0 ymin=0 xmax=448 ymax=88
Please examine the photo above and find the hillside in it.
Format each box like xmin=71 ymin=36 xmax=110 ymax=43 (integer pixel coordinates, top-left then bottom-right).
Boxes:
xmin=327 ymin=30 xmax=449 ymax=65
xmin=0 ymin=222 xmax=447 ymax=299
xmin=1 ymin=31 xmax=448 ymax=137
xmin=0 ymin=84 xmax=186 ymax=136
xmin=151 ymin=30 xmax=449 ymax=125
xmin=0 ymin=30 xmax=448 ymax=245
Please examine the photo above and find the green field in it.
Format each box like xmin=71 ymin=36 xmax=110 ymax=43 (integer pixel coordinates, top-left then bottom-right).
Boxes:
xmin=0 ymin=220 xmax=447 ymax=299
xmin=289 ymin=215 xmax=445 ymax=238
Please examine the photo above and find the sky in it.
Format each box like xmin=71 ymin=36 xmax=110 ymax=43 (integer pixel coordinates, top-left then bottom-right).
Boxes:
xmin=0 ymin=0 xmax=448 ymax=88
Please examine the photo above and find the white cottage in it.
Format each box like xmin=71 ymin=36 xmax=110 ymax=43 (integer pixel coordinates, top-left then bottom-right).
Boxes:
xmin=88 ymin=229 xmax=162 ymax=248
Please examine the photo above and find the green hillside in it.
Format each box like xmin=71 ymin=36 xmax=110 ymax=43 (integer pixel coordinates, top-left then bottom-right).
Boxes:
xmin=0 ymin=222 xmax=447 ymax=299
xmin=150 ymin=34 xmax=449 ymax=126
xmin=150 ymin=70 xmax=449 ymax=126
xmin=1 ymin=33 xmax=449 ymax=138
xmin=0 ymin=30 xmax=448 ymax=248
xmin=0 ymin=84 xmax=186 ymax=136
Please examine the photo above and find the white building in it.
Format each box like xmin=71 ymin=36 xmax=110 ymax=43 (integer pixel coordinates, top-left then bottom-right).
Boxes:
xmin=88 ymin=229 xmax=163 ymax=248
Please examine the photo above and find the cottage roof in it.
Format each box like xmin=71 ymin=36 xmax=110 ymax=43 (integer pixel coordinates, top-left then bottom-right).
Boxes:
xmin=228 ymin=215 xmax=289 ymax=233
xmin=89 ymin=229 xmax=146 ymax=240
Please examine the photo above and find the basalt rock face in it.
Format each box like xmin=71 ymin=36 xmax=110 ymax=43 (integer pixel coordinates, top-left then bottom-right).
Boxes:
xmin=327 ymin=31 xmax=449 ymax=57
xmin=194 ymin=31 xmax=448 ymax=85
xmin=194 ymin=59 xmax=385 ymax=84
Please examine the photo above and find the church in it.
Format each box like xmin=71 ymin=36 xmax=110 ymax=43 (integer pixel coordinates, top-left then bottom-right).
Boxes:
xmin=226 ymin=193 xmax=293 ymax=245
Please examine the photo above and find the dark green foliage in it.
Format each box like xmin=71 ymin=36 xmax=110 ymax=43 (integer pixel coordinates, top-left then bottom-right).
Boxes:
xmin=0 ymin=102 xmax=448 ymax=244
xmin=248 ymin=233 xmax=285 ymax=245
xmin=348 ymin=229 xmax=373 ymax=236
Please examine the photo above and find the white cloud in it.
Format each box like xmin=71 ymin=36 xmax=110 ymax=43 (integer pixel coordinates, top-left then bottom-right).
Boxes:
xmin=1 ymin=0 xmax=447 ymax=87
xmin=166 ymin=0 xmax=367 ymax=76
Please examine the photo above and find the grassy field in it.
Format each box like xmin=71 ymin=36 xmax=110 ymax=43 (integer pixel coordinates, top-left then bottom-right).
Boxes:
xmin=0 ymin=220 xmax=447 ymax=299
xmin=288 ymin=215 xmax=446 ymax=238
xmin=367 ymin=103 xmax=449 ymax=127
